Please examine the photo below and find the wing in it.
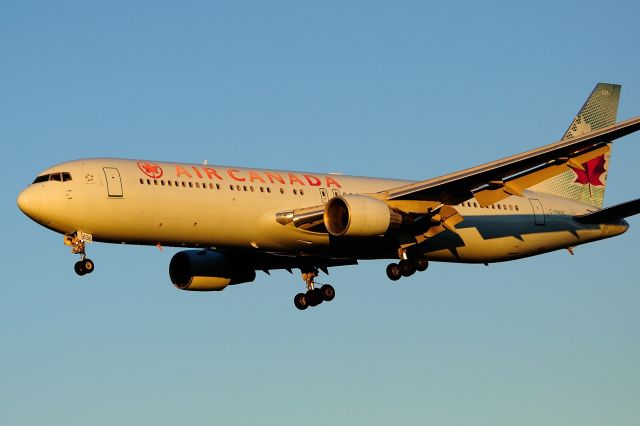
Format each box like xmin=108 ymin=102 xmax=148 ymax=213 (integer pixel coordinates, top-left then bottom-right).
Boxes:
xmin=383 ymin=117 xmax=640 ymax=207
xmin=574 ymin=198 xmax=640 ymax=224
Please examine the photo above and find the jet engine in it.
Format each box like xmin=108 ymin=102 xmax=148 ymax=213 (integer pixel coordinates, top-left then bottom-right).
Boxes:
xmin=323 ymin=195 xmax=402 ymax=237
xmin=169 ymin=250 xmax=256 ymax=291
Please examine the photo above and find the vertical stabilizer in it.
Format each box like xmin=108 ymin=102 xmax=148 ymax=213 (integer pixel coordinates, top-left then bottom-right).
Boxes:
xmin=530 ymin=83 xmax=621 ymax=207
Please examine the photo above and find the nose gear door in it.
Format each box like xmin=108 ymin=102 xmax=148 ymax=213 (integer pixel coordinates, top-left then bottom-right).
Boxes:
xmin=104 ymin=167 xmax=123 ymax=197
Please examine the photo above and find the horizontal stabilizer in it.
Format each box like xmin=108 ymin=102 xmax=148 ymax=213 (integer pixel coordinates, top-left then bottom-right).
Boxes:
xmin=574 ymin=198 xmax=640 ymax=224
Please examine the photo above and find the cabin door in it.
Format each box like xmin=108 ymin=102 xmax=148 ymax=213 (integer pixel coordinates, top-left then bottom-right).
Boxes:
xmin=104 ymin=167 xmax=123 ymax=197
xmin=529 ymin=198 xmax=545 ymax=226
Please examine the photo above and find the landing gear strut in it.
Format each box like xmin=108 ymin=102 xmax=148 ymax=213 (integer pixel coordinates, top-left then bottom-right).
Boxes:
xmin=294 ymin=267 xmax=335 ymax=310
xmin=64 ymin=233 xmax=95 ymax=276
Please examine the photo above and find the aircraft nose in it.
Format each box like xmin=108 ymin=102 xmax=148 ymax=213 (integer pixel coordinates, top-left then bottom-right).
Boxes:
xmin=17 ymin=185 xmax=42 ymax=219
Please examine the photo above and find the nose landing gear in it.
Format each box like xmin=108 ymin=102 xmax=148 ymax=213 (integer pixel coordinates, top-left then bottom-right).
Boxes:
xmin=294 ymin=268 xmax=335 ymax=310
xmin=65 ymin=233 xmax=95 ymax=276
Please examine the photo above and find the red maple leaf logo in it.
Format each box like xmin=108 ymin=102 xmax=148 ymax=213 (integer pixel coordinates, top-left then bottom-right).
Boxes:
xmin=570 ymin=155 xmax=606 ymax=186
xmin=137 ymin=161 xmax=163 ymax=179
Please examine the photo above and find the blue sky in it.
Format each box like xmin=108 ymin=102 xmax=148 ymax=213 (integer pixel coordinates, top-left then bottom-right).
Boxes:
xmin=2 ymin=1 xmax=640 ymax=425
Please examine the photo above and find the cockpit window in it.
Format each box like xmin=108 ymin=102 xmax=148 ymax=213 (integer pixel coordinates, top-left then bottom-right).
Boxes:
xmin=32 ymin=172 xmax=72 ymax=184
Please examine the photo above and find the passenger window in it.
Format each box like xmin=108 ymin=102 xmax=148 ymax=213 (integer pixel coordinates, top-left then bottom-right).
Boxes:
xmin=154 ymin=180 xmax=158 ymax=185
xmin=280 ymin=188 xmax=285 ymax=194
xmin=161 ymin=180 xmax=165 ymax=186
xmin=300 ymin=189 xmax=304 ymax=195
xmin=293 ymin=189 xmax=298 ymax=195
xmin=195 ymin=182 xmax=200 ymax=188
xmin=139 ymin=178 xmax=144 ymax=184
xmin=267 ymin=187 xmax=271 ymax=193
xmin=216 ymin=184 xmax=220 ymax=190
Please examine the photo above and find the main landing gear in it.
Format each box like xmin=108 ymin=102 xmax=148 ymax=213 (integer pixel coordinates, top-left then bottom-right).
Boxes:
xmin=293 ymin=268 xmax=335 ymax=311
xmin=386 ymin=254 xmax=428 ymax=281
xmin=64 ymin=233 xmax=95 ymax=276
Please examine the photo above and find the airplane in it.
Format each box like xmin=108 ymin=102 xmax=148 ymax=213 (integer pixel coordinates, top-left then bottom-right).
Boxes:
xmin=17 ymin=83 xmax=640 ymax=310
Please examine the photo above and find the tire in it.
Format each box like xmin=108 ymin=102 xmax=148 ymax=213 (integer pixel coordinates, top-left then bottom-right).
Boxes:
xmin=415 ymin=256 xmax=429 ymax=272
xmin=83 ymin=259 xmax=95 ymax=274
xmin=320 ymin=284 xmax=335 ymax=302
xmin=294 ymin=293 xmax=308 ymax=310
xmin=399 ymin=259 xmax=416 ymax=277
xmin=74 ymin=261 xmax=86 ymax=276
xmin=386 ymin=263 xmax=401 ymax=281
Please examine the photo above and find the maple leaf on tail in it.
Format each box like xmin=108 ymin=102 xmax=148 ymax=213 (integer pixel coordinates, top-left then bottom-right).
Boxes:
xmin=571 ymin=155 xmax=607 ymax=186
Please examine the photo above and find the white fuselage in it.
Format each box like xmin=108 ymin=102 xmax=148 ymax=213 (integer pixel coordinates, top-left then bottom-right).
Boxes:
xmin=17 ymin=158 xmax=628 ymax=263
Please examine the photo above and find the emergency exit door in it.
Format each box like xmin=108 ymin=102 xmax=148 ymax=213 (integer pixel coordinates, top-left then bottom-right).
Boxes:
xmin=104 ymin=167 xmax=123 ymax=197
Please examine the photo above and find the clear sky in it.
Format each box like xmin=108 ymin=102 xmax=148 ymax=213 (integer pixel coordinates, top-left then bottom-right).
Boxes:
xmin=2 ymin=1 xmax=640 ymax=425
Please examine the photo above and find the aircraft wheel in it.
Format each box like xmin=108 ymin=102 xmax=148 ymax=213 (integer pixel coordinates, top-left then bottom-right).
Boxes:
xmin=399 ymin=259 xmax=416 ymax=277
xmin=320 ymin=284 xmax=335 ymax=302
xmin=415 ymin=256 xmax=429 ymax=272
xmin=82 ymin=259 xmax=95 ymax=274
xmin=294 ymin=293 xmax=308 ymax=310
xmin=74 ymin=261 xmax=86 ymax=276
xmin=386 ymin=263 xmax=401 ymax=281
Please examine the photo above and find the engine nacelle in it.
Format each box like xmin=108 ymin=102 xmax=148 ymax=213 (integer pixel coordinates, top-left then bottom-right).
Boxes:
xmin=324 ymin=195 xmax=402 ymax=237
xmin=169 ymin=250 xmax=256 ymax=291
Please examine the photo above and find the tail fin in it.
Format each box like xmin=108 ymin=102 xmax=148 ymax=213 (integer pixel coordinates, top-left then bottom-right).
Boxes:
xmin=530 ymin=83 xmax=621 ymax=207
